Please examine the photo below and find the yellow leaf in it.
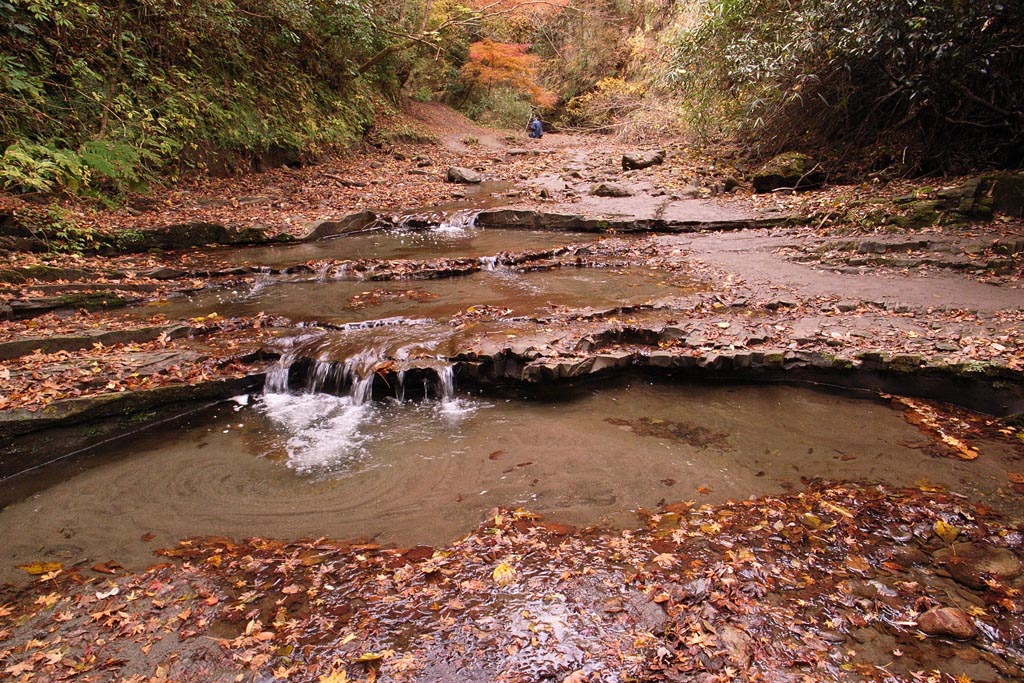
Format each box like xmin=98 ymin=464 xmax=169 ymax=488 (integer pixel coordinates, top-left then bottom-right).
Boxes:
xmin=319 ymin=667 xmax=348 ymax=683
xmin=353 ymin=650 xmax=393 ymax=664
xmin=493 ymin=562 xmax=517 ymax=587
xmin=935 ymin=519 xmax=960 ymax=543
xmin=17 ymin=561 xmax=62 ymax=576
xmin=799 ymin=513 xmax=823 ymax=529
xmin=821 ymin=501 xmax=855 ymax=519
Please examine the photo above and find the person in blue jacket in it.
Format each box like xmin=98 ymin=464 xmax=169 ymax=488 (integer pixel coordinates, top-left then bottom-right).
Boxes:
xmin=528 ymin=115 xmax=543 ymax=139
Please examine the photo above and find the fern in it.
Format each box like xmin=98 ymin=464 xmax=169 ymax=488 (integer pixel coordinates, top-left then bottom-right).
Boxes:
xmin=0 ymin=141 xmax=58 ymax=192
xmin=78 ymin=139 xmax=142 ymax=188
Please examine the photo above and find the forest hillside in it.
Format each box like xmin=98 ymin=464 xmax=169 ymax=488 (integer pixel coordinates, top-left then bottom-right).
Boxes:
xmin=1 ymin=0 xmax=1021 ymax=199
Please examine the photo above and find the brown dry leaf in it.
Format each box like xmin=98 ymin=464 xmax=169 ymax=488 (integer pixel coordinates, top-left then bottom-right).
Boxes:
xmin=1006 ymin=472 xmax=1024 ymax=484
xmin=845 ymin=556 xmax=870 ymax=573
xmin=942 ymin=433 xmax=979 ymax=460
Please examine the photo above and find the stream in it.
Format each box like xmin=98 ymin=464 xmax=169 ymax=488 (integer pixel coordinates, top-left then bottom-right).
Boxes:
xmin=1 ymin=215 xmax=1022 ymax=584
xmin=2 ymin=378 xmax=1021 ymax=586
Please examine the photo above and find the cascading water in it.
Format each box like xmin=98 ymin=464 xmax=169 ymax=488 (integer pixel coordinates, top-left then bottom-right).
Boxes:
xmin=434 ymin=209 xmax=478 ymax=234
xmin=260 ymin=323 xmax=467 ymax=473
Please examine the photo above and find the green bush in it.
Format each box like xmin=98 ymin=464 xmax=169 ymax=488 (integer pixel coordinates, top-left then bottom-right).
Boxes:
xmin=667 ymin=0 xmax=1024 ymax=172
xmin=465 ymin=88 xmax=534 ymax=130
xmin=0 ymin=0 xmax=401 ymax=196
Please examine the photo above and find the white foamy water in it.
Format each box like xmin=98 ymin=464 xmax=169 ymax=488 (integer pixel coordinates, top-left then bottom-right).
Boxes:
xmin=257 ymin=389 xmax=483 ymax=475
xmin=258 ymin=392 xmax=373 ymax=474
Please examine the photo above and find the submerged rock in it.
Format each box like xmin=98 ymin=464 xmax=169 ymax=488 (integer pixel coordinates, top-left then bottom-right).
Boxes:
xmin=916 ymin=607 xmax=977 ymax=639
xmin=934 ymin=542 xmax=1023 ymax=589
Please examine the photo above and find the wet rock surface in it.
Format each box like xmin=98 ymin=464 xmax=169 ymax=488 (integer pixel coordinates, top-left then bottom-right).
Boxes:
xmin=916 ymin=607 xmax=978 ymax=639
xmin=935 ymin=542 xmax=1024 ymax=589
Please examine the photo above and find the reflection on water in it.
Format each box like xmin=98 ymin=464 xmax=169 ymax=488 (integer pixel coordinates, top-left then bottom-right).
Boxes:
xmin=220 ymin=223 xmax=594 ymax=267
xmin=2 ymin=381 xmax=1020 ymax=584
xmin=134 ymin=265 xmax=701 ymax=324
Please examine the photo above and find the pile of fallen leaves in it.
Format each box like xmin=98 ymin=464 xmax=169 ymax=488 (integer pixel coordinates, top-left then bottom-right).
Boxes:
xmin=2 ymin=482 xmax=1022 ymax=683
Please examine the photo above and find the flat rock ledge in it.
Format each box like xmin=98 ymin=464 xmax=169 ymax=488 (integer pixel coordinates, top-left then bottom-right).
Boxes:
xmin=451 ymin=346 xmax=1022 ymax=416
xmin=6 ymin=329 xmax=1021 ymax=453
xmin=0 ymin=324 xmax=193 ymax=361
xmin=475 ymin=208 xmax=788 ymax=233
xmin=271 ymin=328 xmax=1023 ymax=417
xmin=0 ymin=374 xmax=262 ymax=441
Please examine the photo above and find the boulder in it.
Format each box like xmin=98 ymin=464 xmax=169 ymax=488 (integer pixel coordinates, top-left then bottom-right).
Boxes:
xmin=989 ymin=174 xmax=1024 ymax=216
xmin=446 ymin=166 xmax=482 ymax=184
xmin=916 ymin=607 xmax=977 ymax=639
xmin=938 ymin=174 xmax=1024 ymax=218
xmin=591 ymin=182 xmax=634 ymax=198
xmin=300 ymin=210 xmax=379 ymax=241
xmin=751 ymin=152 xmax=823 ymax=193
xmin=622 ymin=150 xmax=665 ymax=171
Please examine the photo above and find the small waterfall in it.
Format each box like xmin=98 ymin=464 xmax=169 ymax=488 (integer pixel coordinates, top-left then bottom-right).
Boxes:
xmin=313 ymin=261 xmax=331 ymax=282
xmin=246 ymin=271 xmax=272 ymax=297
xmin=263 ymin=328 xmax=458 ymax=407
xmin=434 ymin=365 xmax=456 ymax=401
xmin=434 ymin=210 xmax=478 ymax=234
xmin=478 ymin=255 xmax=498 ymax=271
xmin=264 ymin=363 xmax=292 ymax=394
xmin=396 ymin=370 xmax=406 ymax=402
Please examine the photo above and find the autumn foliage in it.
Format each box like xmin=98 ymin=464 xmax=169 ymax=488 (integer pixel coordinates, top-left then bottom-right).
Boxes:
xmin=468 ymin=0 xmax=571 ymax=16
xmin=459 ymin=40 xmax=557 ymax=109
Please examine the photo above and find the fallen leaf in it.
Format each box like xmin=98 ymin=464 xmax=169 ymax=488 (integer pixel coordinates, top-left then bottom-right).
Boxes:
xmin=319 ymin=666 xmax=348 ymax=683
xmin=95 ymin=586 xmax=120 ymax=600
xmin=934 ymin=519 xmax=960 ymax=543
xmin=493 ymin=562 xmax=518 ymax=587
xmin=353 ymin=650 xmax=393 ymax=664
xmin=17 ymin=561 xmax=62 ymax=576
